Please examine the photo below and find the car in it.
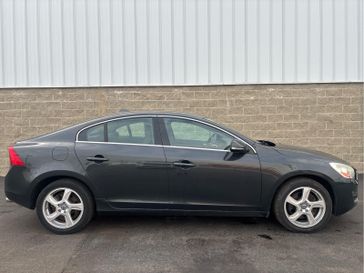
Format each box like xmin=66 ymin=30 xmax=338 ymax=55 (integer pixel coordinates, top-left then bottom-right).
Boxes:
xmin=5 ymin=112 xmax=359 ymax=234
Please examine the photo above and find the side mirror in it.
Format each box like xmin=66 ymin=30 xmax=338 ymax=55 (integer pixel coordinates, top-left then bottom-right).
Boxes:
xmin=230 ymin=140 xmax=249 ymax=153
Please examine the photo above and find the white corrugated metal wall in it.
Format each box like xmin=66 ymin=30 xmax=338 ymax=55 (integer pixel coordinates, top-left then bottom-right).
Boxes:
xmin=0 ymin=0 xmax=363 ymax=87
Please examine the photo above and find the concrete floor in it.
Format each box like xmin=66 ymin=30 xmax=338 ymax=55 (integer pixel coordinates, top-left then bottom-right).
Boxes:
xmin=0 ymin=176 xmax=362 ymax=273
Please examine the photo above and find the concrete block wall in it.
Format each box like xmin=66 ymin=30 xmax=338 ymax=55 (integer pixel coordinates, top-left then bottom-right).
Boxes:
xmin=0 ymin=83 xmax=362 ymax=175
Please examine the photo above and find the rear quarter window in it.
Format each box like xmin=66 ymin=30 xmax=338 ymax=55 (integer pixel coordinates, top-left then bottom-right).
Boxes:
xmin=78 ymin=124 xmax=105 ymax=142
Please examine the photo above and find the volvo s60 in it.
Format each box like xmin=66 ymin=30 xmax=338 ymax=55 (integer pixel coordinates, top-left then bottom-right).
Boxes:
xmin=5 ymin=112 xmax=358 ymax=234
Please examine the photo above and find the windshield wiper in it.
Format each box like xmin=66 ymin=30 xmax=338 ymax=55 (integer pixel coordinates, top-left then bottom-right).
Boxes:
xmin=257 ymin=140 xmax=276 ymax=147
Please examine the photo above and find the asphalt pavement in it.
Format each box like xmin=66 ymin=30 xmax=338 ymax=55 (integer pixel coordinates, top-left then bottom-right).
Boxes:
xmin=0 ymin=176 xmax=362 ymax=273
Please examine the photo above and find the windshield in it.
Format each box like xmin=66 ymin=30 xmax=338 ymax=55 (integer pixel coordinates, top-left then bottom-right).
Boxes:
xmin=202 ymin=117 xmax=257 ymax=145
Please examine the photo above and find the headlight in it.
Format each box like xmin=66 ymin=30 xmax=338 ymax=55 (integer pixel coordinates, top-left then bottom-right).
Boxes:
xmin=329 ymin=163 xmax=355 ymax=179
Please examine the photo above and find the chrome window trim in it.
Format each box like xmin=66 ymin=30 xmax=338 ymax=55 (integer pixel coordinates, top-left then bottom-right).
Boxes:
xmin=75 ymin=140 xmax=228 ymax=152
xmin=76 ymin=140 xmax=163 ymax=148
xmin=166 ymin=145 xmax=227 ymax=153
xmin=75 ymin=114 xmax=256 ymax=153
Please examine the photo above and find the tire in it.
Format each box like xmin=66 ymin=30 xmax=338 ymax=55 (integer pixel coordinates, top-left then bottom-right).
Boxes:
xmin=36 ymin=179 xmax=94 ymax=234
xmin=273 ymin=178 xmax=332 ymax=233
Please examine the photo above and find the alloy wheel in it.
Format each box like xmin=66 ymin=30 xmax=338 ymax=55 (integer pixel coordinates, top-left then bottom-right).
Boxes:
xmin=284 ymin=186 xmax=326 ymax=228
xmin=42 ymin=187 xmax=84 ymax=229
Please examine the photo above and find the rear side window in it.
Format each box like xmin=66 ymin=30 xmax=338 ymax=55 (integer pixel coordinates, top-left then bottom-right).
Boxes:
xmin=78 ymin=124 xmax=105 ymax=142
xmin=78 ymin=117 xmax=155 ymax=144
xmin=107 ymin=118 xmax=154 ymax=144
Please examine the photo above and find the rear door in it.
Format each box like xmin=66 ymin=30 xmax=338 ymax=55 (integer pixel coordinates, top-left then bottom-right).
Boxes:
xmin=75 ymin=116 xmax=169 ymax=209
xmin=159 ymin=116 xmax=261 ymax=210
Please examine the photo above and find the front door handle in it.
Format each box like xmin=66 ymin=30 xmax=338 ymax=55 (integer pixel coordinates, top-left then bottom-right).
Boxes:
xmin=173 ymin=160 xmax=195 ymax=168
xmin=86 ymin=155 xmax=109 ymax=163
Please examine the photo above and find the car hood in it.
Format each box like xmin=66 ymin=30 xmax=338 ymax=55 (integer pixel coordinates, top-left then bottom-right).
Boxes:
xmin=272 ymin=143 xmax=350 ymax=165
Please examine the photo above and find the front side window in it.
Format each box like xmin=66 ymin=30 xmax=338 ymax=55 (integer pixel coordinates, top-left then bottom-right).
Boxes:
xmin=164 ymin=118 xmax=233 ymax=150
xmin=107 ymin=118 xmax=154 ymax=144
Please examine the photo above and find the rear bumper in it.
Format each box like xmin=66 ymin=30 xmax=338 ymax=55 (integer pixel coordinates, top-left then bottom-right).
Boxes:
xmin=333 ymin=180 xmax=359 ymax=216
xmin=4 ymin=191 xmax=33 ymax=209
xmin=4 ymin=166 xmax=34 ymax=209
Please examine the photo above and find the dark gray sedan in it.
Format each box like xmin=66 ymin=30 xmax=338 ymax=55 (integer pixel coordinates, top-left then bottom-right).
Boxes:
xmin=5 ymin=112 xmax=359 ymax=234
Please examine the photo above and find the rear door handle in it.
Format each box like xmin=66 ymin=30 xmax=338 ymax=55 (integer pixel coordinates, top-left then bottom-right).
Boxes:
xmin=173 ymin=160 xmax=195 ymax=168
xmin=86 ymin=156 xmax=109 ymax=163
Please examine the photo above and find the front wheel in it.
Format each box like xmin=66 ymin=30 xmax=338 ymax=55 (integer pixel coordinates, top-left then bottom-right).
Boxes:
xmin=273 ymin=178 xmax=332 ymax=233
xmin=36 ymin=179 xmax=94 ymax=234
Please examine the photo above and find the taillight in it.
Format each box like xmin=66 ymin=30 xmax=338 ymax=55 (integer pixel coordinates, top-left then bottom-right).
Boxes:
xmin=8 ymin=146 xmax=25 ymax=167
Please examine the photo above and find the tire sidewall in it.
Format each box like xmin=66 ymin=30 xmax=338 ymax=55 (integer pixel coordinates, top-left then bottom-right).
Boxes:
xmin=274 ymin=178 xmax=332 ymax=233
xmin=36 ymin=179 xmax=94 ymax=234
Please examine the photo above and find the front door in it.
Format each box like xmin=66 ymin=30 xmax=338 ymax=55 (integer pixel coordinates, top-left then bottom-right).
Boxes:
xmin=160 ymin=117 xmax=261 ymax=210
xmin=75 ymin=116 xmax=169 ymax=209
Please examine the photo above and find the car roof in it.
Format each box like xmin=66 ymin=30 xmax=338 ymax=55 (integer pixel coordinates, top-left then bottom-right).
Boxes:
xmin=83 ymin=111 xmax=215 ymax=125
xmin=104 ymin=111 xmax=210 ymax=119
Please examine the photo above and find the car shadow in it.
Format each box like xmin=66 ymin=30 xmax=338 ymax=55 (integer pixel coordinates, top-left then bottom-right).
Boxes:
xmin=84 ymin=214 xmax=284 ymax=235
xmin=82 ymin=204 xmax=362 ymax=236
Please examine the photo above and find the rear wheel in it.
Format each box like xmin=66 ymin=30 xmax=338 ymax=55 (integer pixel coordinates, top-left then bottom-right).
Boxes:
xmin=36 ymin=179 xmax=94 ymax=234
xmin=274 ymin=178 xmax=332 ymax=233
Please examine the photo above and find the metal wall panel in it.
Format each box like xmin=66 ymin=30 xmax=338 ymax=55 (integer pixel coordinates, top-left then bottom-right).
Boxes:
xmin=0 ymin=0 xmax=363 ymax=88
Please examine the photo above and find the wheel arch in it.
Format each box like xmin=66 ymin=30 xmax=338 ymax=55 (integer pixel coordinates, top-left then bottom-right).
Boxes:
xmin=30 ymin=171 xmax=96 ymax=209
xmin=270 ymin=172 xmax=336 ymax=214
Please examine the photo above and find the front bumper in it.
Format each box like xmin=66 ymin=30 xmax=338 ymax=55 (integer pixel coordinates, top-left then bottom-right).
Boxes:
xmin=333 ymin=179 xmax=359 ymax=216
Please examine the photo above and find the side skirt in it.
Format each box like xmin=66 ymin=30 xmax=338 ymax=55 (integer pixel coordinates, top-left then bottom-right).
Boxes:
xmin=95 ymin=199 xmax=269 ymax=218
